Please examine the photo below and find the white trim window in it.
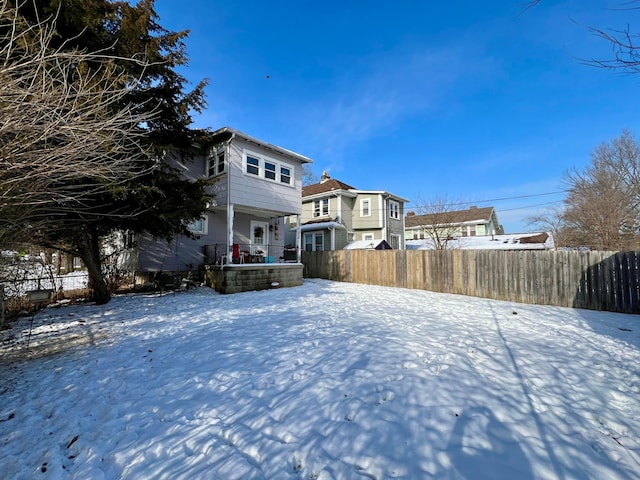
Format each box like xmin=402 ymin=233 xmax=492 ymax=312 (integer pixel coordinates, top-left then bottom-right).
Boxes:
xmin=313 ymin=198 xmax=329 ymax=217
xmin=208 ymin=148 xmax=225 ymax=177
xmin=362 ymin=233 xmax=374 ymax=241
xmin=360 ymin=198 xmax=371 ymax=217
xmin=389 ymin=200 xmax=400 ymax=219
xmin=304 ymin=232 xmax=324 ymax=251
xmin=187 ymin=216 xmax=208 ymax=235
xmin=243 ymin=149 xmax=294 ymax=186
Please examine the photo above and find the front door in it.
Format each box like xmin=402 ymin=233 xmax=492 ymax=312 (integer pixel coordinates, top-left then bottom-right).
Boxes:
xmin=250 ymin=220 xmax=269 ymax=256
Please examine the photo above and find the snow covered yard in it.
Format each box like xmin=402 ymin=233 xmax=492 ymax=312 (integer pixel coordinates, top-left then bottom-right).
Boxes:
xmin=1 ymin=279 xmax=639 ymax=479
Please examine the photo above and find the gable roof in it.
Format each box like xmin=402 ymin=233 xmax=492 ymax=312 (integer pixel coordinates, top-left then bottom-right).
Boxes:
xmin=406 ymin=206 xmax=495 ymax=228
xmin=302 ymin=178 xmax=356 ymax=197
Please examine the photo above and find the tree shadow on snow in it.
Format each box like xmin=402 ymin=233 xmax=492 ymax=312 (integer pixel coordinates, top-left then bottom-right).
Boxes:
xmin=446 ymin=406 xmax=534 ymax=480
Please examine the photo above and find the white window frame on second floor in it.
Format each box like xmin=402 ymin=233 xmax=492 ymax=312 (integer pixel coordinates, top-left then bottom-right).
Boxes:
xmin=313 ymin=198 xmax=329 ymax=217
xmin=362 ymin=232 xmax=375 ymax=241
xmin=360 ymin=198 xmax=371 ymax=217
xmin=389 ymin=200 xmax=400 ymax=220
xmin=243 ymin=149 xmax=295 ymax=187
xmin=207 ymin=147 xmax=226 ymax=177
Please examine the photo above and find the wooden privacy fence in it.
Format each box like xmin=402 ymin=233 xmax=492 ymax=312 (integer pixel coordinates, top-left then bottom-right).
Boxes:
xmin=302 ymin=250 xmax=640 ymax=314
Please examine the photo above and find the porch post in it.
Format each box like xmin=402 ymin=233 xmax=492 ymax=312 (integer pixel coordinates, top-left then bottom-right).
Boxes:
xmin=227 ymin=203 xmax=234 ymax=259
xmin=296 ymin=214 xmax=301 ymax=263
xmin=330 ymin=227 xmax=335 ymax=250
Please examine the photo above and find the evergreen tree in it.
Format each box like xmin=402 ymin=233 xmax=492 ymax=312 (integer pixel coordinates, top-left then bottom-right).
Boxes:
xmin=5 ymin=0 xmax=211 ymax=304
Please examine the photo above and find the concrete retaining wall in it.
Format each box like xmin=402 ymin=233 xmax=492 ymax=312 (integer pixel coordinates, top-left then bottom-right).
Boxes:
xmin=203 ymin=264 xmax=303 ymax=294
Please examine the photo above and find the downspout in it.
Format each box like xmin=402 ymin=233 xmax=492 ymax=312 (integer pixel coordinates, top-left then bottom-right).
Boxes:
xmin=401 ymin=202 xmax=406 ymax=250
xmin=333 ymin=192 xmax=341 ymax=250
xmin=296 ymin=214 xmax=302 ymax=262
xmin=222 ymin=132 xmax=236 ymax=270
xmin=382 ymin=193 xmax=390 ymax=242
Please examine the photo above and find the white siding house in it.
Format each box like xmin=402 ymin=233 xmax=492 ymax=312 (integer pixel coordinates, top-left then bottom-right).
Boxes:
xmin=136 ymin=127 xmax=312 ymax=292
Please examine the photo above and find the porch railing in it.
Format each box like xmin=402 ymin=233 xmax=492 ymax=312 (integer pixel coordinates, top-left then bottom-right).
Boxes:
xmin=204 ymin=244 xmax=298 ymax=265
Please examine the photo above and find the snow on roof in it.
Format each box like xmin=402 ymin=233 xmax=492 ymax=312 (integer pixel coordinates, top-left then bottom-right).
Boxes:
xmin=294 ymin=220 xmax=346 ymax=232
xmin=344 ymin=239 xmax=392 ymax=250
xmin=406 ymin=232 xmax=554 ymax=250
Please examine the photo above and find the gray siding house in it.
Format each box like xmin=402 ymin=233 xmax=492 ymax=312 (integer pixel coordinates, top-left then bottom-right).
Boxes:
xmin=291 ymin=172 xmax=408 ymax=251
xmin=136 ymin=127 xmax=312 ymax=292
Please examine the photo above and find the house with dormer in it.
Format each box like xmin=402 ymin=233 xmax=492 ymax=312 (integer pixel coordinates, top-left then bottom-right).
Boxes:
xmin=290 ymin=172 xmax=408 ymax=251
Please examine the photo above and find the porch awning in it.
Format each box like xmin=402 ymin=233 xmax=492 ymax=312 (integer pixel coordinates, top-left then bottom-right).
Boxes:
xmin=292 ymin=221 xmax=346 ymax=232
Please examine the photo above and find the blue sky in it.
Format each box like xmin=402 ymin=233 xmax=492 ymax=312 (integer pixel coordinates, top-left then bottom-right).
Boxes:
xmin=155 ymin=0 xmax=640 ymax=233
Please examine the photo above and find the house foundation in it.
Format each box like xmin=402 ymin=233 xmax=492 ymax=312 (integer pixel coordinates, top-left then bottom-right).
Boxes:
xmin=203 ymin=263 xmax=303 ymax=294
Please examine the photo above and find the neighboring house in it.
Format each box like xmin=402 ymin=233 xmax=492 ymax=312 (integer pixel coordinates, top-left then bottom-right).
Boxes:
xmin=405 ymin=206 xmax=504 ymax=242
xmin=291 ymin=172 xmax=409 ymax=251
xmin=135 ymin=126 xmax=313 ymax=293
xmin=406 ymin=232 xmax=555 ymax=251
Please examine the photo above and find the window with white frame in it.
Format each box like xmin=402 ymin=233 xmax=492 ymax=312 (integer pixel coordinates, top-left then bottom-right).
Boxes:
xmin=360 ymin=198 xmax=371 ymax=217
xmin=243 ymin=150 xmax=295 ymax=186
xmin=363 ymin=233 xmax=374 ymax=241
xmin=313 ymin=198 xmax=329 ymax=217
xmin=389 ymin=200 xmax=400 ymax=219
xmin=304 ymin=232 xmax=324 ymax=251
xmin=187 ymin=216 xmax=207 ymax=235
xmin=390 ymin=234 xmax=401 ymax=249
xmin=246 ymin=155 xmax=260 ymax=176
xmin=265 ymin=161 xmax=276 ymax=180
xmin=208 ymin=149 xmax=225 ymax=177
xmin=280 ymin=166 xmax=291 ymax=184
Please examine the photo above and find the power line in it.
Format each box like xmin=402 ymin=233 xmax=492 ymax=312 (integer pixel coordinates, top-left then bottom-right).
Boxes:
xmin=499 ymin=200 xmax=564 ymax=213
xmin=406 ymin=190 xmax=567 ymax=210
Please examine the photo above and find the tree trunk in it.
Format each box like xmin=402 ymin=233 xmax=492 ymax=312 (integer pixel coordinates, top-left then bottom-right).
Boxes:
xmin=75 ymin=225 xmax=111 ymax=305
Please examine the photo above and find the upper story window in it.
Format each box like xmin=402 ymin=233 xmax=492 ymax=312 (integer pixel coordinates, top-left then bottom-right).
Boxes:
xmin=208 ymin=149 xmax=225 ymax=177
xmin=389 ymin=200 xmax=400 ymax=219
xmin=265 ymin=161 xmax=277 ymax=180
xmin=243 ymin=150 xmax=294 ymax=186
xmin=246 ymin=155 xmax=260 ymax=176
xmin=280 ymin=166 xmax=291 ymax=185
xmin=360 ymin=198 xmax=371 ymax=217
xmin=313 ymin=198 xmax=329 ymax=217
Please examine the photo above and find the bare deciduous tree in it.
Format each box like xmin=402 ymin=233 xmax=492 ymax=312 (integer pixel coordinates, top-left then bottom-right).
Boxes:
xmin=563 ymin=130 xmax=640 ymax=251
xmin=409 ymin=194 xmax=469 ymax=250
xmin=527 ymin=205 xmax=569 ymax=249
xmin=525 ymin=0 xmax=640 ymax=74
xmin=0 ymin=0 xmax=154 ymax=244
xmin=302 ymin=164 xmax=318 ymax=186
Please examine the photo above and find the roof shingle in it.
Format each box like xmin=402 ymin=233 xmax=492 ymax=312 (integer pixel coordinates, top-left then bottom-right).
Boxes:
xmin=302 ymin=179 xmax=356 ymax=197
xmin=405 ymin=206 xmax=495 ymax=227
